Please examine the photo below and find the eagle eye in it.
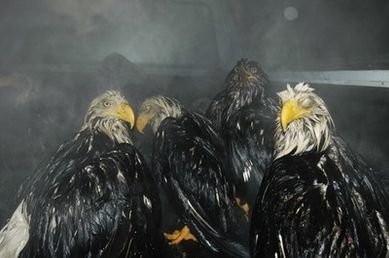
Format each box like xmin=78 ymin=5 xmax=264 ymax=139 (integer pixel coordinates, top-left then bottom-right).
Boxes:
xmin=250 ymin=67 xmax=258 ymax=73
xmin=301 ymin=98 xmax=313 ymax=108
xmin=103 ymin=101 xmax=112 ymax=107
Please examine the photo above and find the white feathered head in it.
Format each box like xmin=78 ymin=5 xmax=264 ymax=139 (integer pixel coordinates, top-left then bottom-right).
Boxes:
xmin=274 ymin=83 xmax=335 ymax=159
xmin=136 ymin=96 xmax=182 ymax=134
xmin=83 ymin=90 xmax=135 ymax=144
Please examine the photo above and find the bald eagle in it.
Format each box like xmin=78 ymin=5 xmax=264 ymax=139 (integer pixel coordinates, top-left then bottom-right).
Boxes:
xmin=206 ymin=59 xmax=271 ymax=129
xmin=136 ymin=96 xmax=249 ymax=258
xmin=206 ymin=59 xmax=276 ymax=216
xmin=250 ymin=83 xmax=389 ymax=257
xmin=0 ymin=91 xmax=162 ymax=258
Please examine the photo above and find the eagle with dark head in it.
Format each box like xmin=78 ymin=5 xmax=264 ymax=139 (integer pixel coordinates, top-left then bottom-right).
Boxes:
xmin=207 ymin=58 xmax=277 ymax=218
xmin=137 ymin=96 xmax=250 ymax=258
xmin=206 ymin=58 xmax=271 ymax=130
xmin=0 ymin=91 xmax=163 ymax=258
xmin=250 ymin=83 xmax=389 ymax=257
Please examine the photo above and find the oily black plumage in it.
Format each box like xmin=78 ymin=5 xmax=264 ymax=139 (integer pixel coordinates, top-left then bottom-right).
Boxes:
xmin=251 ymin=138 xmax=389 ymax=257
xmin=205 ymin=90 xmax=225 ymax=130
xmin=206 ymin=58 xmax=272 ymax=130
xmin=250 ymin=83 xmax=389 ymax=257
xmin=222 ymin=97 xmax=276 ymax=209
xmin=155 ymin=112 xmax=249 ymax=257
xmin=0 ymin=91 xmax=163 ymax=258
xmin=141 ymin=97 xmax=249 ymax=258
xmin=19 ymin=132 xmax=161 ymax=258
xmin=207 ymin=58 xmax=277 ymax=210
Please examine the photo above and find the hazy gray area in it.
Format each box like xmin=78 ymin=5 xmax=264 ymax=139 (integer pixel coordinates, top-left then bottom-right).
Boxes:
xmin=0 ymin=0 xmax=389 ymax=224
xmin=1 ymin=0 xmax=388 ymax=69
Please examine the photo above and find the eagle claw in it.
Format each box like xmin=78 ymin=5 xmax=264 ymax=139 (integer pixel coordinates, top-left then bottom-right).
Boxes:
xmin=235 ymin=197 xmax=250 ymax=221
xmin=163 ymin=225 xmax=198 ymax=245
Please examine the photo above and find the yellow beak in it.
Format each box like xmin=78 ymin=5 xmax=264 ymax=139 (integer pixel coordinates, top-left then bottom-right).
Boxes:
xmin=136 ymin=112 xmax=155 ymax=134
xmin=280 ymin=100 xmax=310 ymax=132
xmin=115 ymin=103 xmax=135 ymax=129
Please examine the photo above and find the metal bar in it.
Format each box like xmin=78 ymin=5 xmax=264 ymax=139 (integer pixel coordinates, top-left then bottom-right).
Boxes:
xmin=269 ymin=70 xmax=389 ymax=88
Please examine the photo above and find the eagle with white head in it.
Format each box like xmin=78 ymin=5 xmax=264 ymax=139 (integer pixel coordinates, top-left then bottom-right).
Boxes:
xmin=250 ymin=83 xmax=389 ymax=258
xmin=275 ymin=82 xmax=334 ymax=159
xmin=0 ymin=90 xmax=163 ymax=258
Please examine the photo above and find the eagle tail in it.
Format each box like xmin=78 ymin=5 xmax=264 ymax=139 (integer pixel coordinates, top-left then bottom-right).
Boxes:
xmin=0 ymin=200 xmax=30 ymax=258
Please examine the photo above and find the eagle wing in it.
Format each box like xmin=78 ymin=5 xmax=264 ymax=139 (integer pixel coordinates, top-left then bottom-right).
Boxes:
xmin=222 ymin=100 xmax=276 ymax=205
xmin=205 ymin=90 xmax=226 ymax=129
xmin=251 ymin=146 xmax=389 ymax=258
xmin=21 ymin=143 xmax=161 ymax=258
xmin=153 ymin=112 xmax=248 ymax=257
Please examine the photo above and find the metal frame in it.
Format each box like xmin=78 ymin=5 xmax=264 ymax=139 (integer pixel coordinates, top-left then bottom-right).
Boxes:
xmin=270 ymin=70 xmax=389 ymax=88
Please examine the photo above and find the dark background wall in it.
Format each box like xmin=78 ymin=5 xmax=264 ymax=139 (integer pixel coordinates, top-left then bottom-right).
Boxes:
xmin=0 ymin=0 xmax=389 ymax=225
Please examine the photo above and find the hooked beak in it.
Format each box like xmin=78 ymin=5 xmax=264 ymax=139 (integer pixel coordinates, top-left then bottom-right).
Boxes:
xmin=247 ymin=75 xmax=257 ymax=80
xmin=239 ymin=70 xmax=256 ymax=82
xmin=115 ymin=103 xmax=135 ymax=129
xmin=280 ymin=100 xmax=310 ymax=132
xmin=136 ymin=112 xmax=155 ymax=134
